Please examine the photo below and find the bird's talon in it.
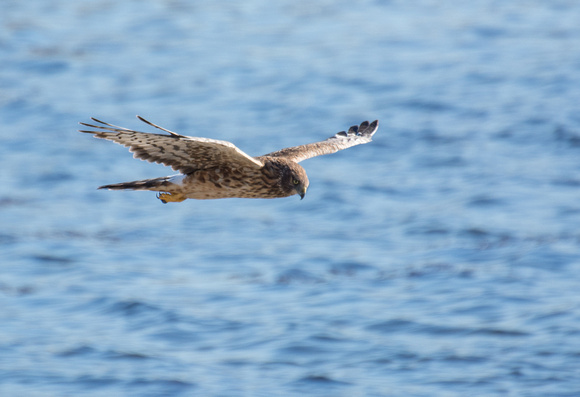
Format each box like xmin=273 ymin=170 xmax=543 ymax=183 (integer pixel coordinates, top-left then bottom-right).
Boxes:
xmin=157 ymin=192 xmax=186 ymax=203
xmin=156 ymin=192 xmax=167 ymax=203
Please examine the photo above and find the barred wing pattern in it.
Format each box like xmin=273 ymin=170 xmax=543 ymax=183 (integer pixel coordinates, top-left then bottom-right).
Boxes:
xmin=79 ymin=117 xmax=263 ymax=175
xmin=262 ymin=120 xmax=379 ymax=163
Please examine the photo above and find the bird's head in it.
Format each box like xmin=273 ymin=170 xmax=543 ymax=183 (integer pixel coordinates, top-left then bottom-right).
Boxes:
xmin=283 ymin=162 xmax=309 ymax=200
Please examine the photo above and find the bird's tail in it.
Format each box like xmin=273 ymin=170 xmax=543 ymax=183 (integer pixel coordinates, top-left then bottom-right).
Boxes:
xmin=98 ymin=176 xmax=173 ymax=191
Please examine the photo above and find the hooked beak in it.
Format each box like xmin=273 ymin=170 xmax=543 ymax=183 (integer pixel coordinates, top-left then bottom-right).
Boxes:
xmin=298 ymin=186 xmax=307 ymax=200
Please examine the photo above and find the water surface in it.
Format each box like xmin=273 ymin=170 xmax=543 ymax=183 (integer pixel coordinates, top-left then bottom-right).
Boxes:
xmin=2 ymin=1 xmax=580 ymax=396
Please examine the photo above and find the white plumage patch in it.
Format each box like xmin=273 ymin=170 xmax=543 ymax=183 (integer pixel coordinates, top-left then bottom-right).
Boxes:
xmin=169 ymin=174 xmax=186 ymax=186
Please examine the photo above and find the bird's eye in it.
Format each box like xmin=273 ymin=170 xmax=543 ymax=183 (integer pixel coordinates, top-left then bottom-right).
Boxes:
xmin=293 ymin=179 xmax=300 ymax=185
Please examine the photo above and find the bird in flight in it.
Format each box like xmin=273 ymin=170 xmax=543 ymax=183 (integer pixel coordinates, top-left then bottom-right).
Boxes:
xmin=79 ymin=116 xmax=379 ymax=203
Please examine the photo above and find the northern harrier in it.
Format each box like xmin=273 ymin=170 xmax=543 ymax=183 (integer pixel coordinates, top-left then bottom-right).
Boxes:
xmin=79 ymin=117 xmax=379 ymax=203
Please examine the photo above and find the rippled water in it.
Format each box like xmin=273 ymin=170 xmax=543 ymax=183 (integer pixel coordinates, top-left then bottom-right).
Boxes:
xmin=2 ymin=1 xmax=580 ymax=396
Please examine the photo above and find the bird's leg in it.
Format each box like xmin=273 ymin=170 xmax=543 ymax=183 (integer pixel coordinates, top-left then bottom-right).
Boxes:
xmin=156 ymin=192 xmax=186 ymax=203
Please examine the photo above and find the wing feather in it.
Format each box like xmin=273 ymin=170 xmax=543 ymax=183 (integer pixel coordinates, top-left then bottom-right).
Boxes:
xmin=79 ymin=116 xmax=263 ymax=174
xmin=261 ymin=120 xmax=378 ymax=163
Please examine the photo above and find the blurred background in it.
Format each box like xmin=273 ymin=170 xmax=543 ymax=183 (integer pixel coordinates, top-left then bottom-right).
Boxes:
xmin=2 ymin=1 xmax=580 ymax=396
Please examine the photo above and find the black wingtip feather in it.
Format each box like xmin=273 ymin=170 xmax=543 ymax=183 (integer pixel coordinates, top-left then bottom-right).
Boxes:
xmin=136 ymin=115 xmax=183 ymax=137
xmin=360 ymin=120 xmax=379 ymax=137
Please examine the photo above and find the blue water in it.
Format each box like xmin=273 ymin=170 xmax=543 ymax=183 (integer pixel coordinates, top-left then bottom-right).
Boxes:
xmin=2 ymin=1 xmax=580 ymax=396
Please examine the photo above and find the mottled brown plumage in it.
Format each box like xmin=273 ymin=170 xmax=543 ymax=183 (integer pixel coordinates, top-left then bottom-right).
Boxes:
xmin=79 ymin=116 xmax=378 ymax=203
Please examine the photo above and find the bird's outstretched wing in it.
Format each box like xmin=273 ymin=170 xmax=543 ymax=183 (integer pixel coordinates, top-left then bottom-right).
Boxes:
xmin=79 ymin=116 xmax=263 ymax=174
xmin=261 ymin=120 xmax=379 ymax=163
